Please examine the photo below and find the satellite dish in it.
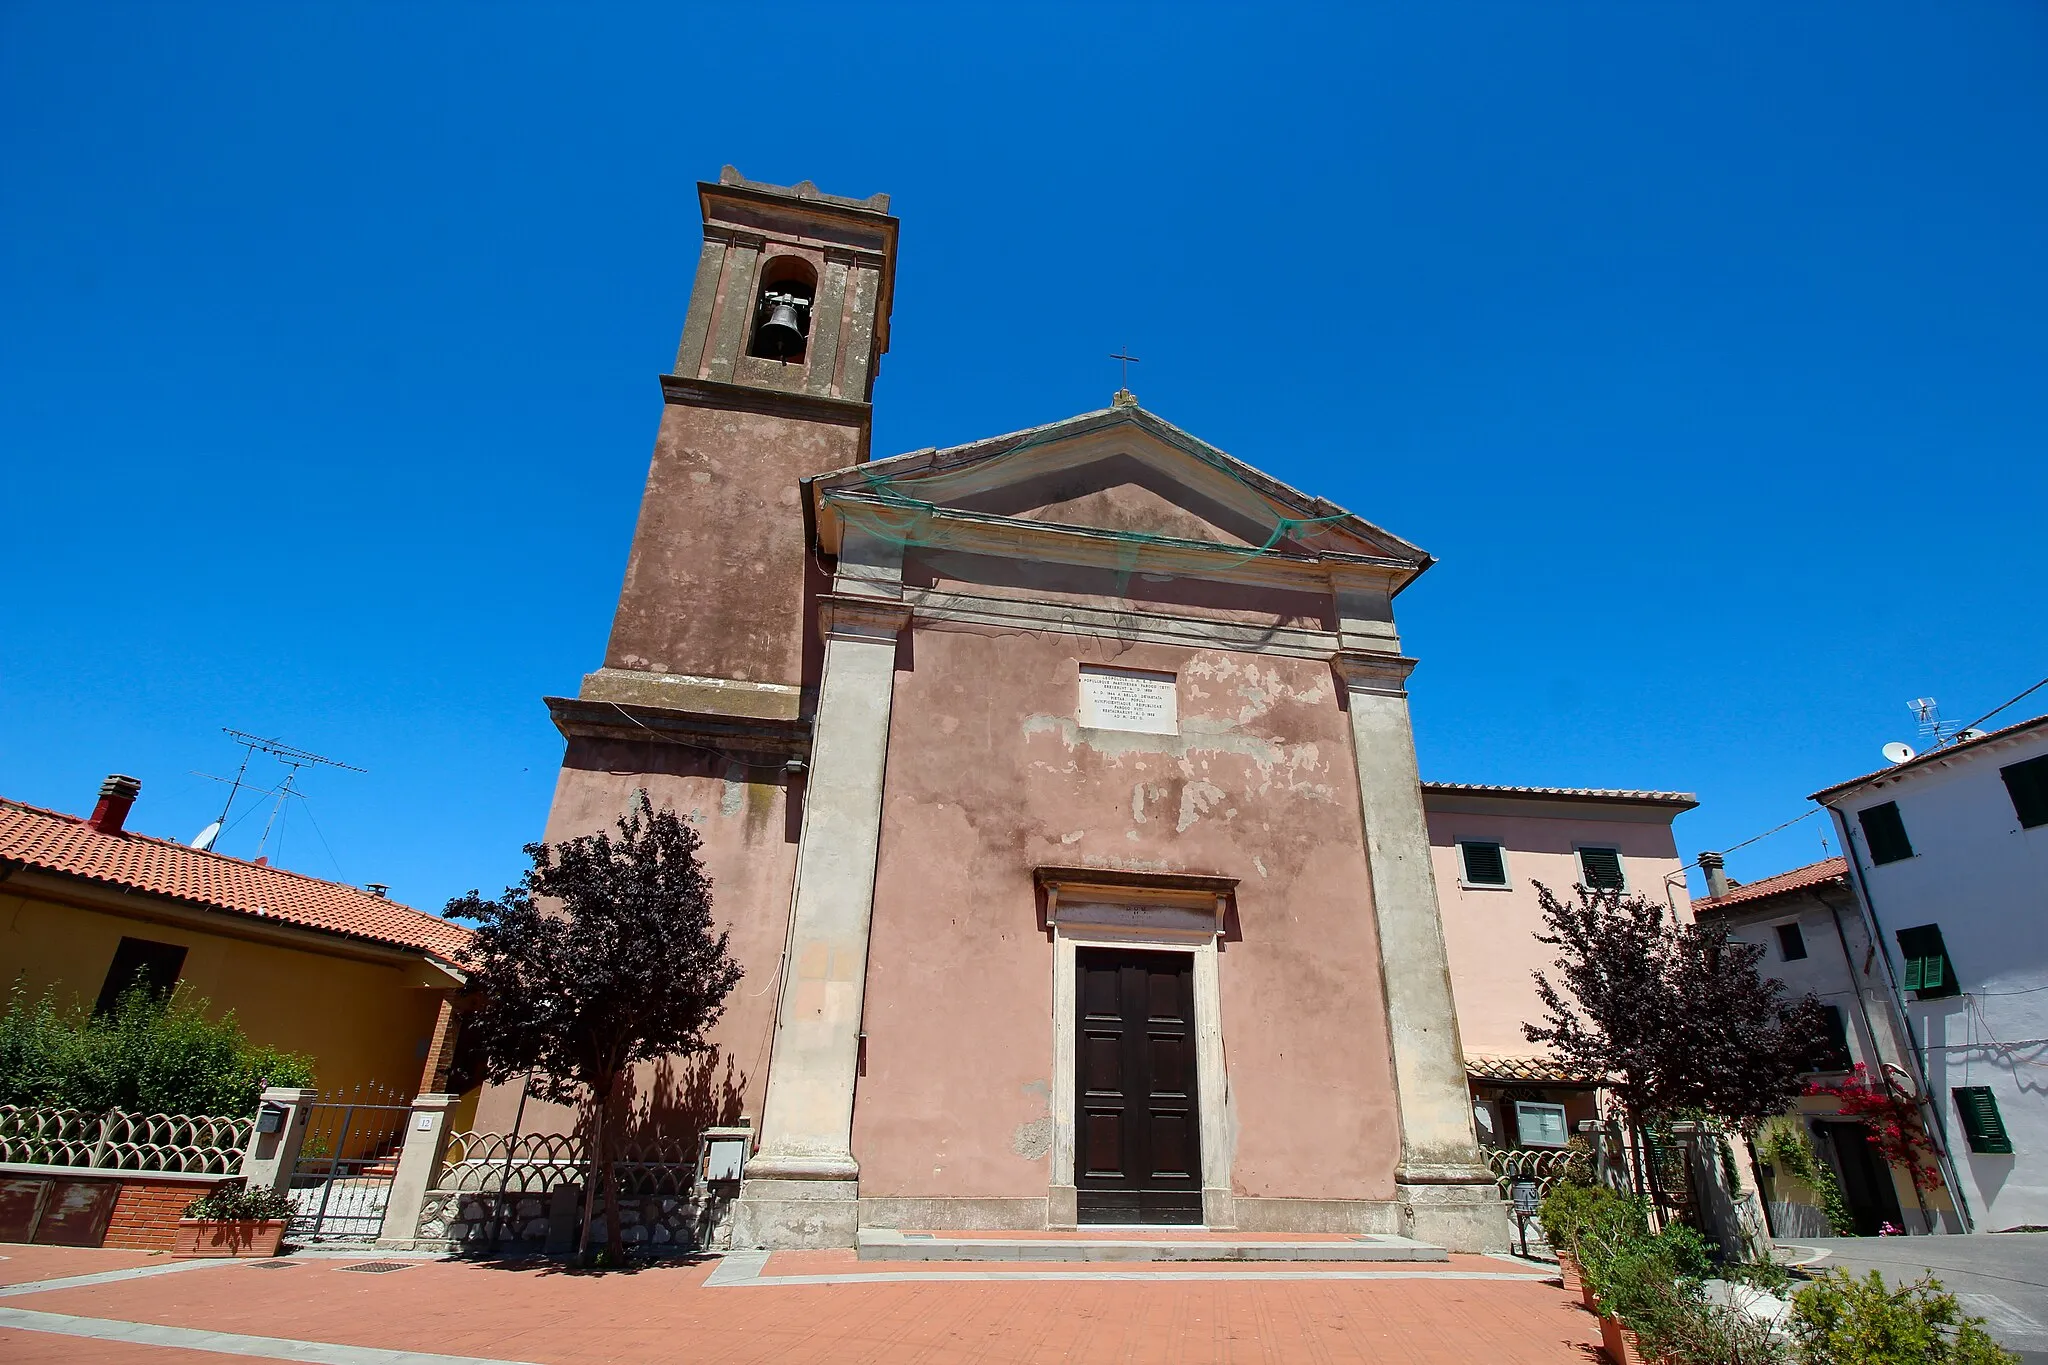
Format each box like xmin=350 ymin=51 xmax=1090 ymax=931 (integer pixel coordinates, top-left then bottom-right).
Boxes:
xmin=1958 ymin=728 xmax=1988 ymax=742
xmin=1882 ymin=742 xmax=1916 ymax=765
xmin=190 ymin=821 xmax=222 ymax=852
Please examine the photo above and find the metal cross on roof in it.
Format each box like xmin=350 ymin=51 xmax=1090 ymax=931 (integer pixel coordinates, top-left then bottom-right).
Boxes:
xmin=1110 ymin=347 xmax=1141 ymax=388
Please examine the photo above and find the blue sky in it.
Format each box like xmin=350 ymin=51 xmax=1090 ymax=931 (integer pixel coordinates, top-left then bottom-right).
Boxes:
xmin=4 ymin=4 xmax=2044 ymax=911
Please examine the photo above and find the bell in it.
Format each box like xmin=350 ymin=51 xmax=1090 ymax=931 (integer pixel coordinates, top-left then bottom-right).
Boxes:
xmin=755 ymin=299 xmax=807 ymax=357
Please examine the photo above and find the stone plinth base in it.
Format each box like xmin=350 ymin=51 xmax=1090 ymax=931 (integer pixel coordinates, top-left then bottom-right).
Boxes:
xmin=732 ymin=1175 xmax=859 ymax=1249
xmin=1397 ymin=1179 xmax=1514 ymax=1253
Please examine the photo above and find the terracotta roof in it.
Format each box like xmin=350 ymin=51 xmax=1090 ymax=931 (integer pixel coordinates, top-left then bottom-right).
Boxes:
xmin=1809 ymin=712 xmax=2048 ymax=803
xmin=1692 ymin=857 xmax=1849 ymax=914
xmin=1422 ymin=782 xmax=1698 ymax=810
xmin=1465 ymin=1054 xmax=1600 ymax=1085
xmin=0 ymin=798 xmax=470 ymax=963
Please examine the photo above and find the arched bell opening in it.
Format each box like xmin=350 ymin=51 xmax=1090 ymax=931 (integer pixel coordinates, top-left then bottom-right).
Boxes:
xmin=748 ymin=256 xmax=818 ymax=363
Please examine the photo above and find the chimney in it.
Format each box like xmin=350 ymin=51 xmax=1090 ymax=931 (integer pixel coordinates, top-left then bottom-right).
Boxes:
xmin=86 ymin=774 xmax=142 ymax=835
xmin=367 ymin=883 xmax=390 ymax=899
xmin=1699 ymin=850 xmax=1729 ymax=899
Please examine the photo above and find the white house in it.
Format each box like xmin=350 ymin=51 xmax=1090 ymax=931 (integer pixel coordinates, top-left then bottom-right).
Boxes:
xmin=1692 ymin=857 xmax=1960 ymax=1234
xmin=1812 ymin=714 xmax=2048 ymax=1233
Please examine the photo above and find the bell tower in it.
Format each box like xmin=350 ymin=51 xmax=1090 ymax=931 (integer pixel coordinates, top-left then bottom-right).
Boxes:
xmin=584 ymin=167 xmax=898 ymax=713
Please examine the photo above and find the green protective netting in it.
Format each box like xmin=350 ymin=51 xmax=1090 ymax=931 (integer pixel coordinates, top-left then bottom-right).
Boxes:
xmin=819 ymin=420 xmax=1370 ymax=593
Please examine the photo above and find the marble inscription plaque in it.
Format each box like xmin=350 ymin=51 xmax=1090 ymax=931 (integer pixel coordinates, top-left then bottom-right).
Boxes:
xmin=1077 ymin=665 xmax=1178 ymax=736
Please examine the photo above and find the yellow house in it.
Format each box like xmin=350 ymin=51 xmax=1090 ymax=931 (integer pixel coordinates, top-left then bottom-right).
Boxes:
xmin=0 ymin=775 xmax=469 ymax=1102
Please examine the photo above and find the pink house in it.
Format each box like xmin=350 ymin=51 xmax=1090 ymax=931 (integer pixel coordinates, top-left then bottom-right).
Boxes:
xmin=1423 ymin=785 xmax=1697 ymax=1162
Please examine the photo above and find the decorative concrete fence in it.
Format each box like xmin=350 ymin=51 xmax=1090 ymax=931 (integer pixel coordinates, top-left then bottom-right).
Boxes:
xmin=0 ymin=1101 xmax=268 ymax=1248
xmin=379 ymin=1113 xmax=749 ymax=1255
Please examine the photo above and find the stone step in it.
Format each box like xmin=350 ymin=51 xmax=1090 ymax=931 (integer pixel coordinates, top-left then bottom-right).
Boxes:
xmin=857 ymin=1228 xmax=1449 ymax=1263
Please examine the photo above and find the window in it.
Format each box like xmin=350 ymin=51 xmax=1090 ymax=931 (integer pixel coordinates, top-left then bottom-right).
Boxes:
xmin=2001 ymin=754 xmax=2048 ymax=830
xmin=1514 ymin=1101 xmax=1569 ymax=1149
xmin=1858 ymin=801 xmax=1914 ymax=864
xmin=1472 ymin=1099 xmax=1499 ymax=1146
xmin=1806 ymin=1004 xmax=1852 ymax=1072
xmin=93 ymin=937 xmax=188 ymax=1016
xmin=1896 ymin=924 xmax=1959 ymax=1000
xmin=1459 ymin=840 xmax=1508 ymax=887
xmin=1953 ymin=1087 xmax=2013 ymax=1154
xmin=1776 ymin=923 xmax=1808 ymax=961
xmin=1578 ymin=846 xmax=1625 ymax=890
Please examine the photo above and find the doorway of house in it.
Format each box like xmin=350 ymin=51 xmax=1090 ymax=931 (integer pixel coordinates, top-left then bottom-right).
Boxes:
xmin=1817 ymin=1120 xmax=1903 ymax=1236
xmin=1074 ymin=947 xmax=1202 ymax=1225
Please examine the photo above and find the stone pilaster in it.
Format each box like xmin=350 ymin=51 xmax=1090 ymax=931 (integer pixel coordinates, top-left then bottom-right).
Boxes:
xmin=732 ymin=594 xmax=910 ymax=1249
xmin=238 ymin=1086 xmax=317 ymax=1196
xmin=1332 ymin=649 xmax=1512 ymax=1252
xmin=376 ymin=1092 xmax=458 ymax=1251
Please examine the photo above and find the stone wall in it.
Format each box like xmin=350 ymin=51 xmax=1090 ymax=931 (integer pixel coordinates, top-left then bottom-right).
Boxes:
xmin=414 ymin=1185 xmax=736 ymax=1254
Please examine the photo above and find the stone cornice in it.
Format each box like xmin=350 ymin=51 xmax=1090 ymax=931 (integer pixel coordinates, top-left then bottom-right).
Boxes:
xmin=1330 ymin=650 xmax=1418 ymax=697
xmin=816 ymin=593 xmax=912 ymax=643
xmin=660 ymin=373 xmax=872 ymax=429
xmin=545 ymin=694 xmax=811 ymax=758
xmin=904 ymin=587 xmax=1340 ymax=660
xmin=818 ymin=492 xmax=1395 ymax=598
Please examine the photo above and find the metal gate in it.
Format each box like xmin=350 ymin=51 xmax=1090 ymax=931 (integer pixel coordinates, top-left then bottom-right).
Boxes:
xmin=287 ymin=1083 xmax=414 ymax=1242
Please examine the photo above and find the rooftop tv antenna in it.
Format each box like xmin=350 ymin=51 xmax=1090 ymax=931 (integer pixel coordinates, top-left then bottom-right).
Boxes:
xmin=202 ymin=729 xmax=364 ymax=860
xmin=1910 ymin=697 xmax=1962 ymax=747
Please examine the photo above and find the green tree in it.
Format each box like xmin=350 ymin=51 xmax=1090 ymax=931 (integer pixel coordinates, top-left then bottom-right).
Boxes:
xmin=448 ymin=796 xmax=742 ymax=1263
xmin=1524 ymin=882 xmax=1829 ymax=1133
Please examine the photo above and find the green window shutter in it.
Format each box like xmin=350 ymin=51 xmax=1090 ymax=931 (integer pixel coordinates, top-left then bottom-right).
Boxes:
xmin=1895 ymin=925 xmax=1960 ymax=999
xmin=2000 ymin=754 xmax=2048 ymax=829
xmin=1461 ymin=841 xmax=1507 ymax=886
xmin=1579 ymin=847 xmax=1624 ymax=890
xmin=1953 ymin=1087 xmax=2013 ymax=1154
xmin=1859 ymin=801 xmax=1915 ymax=864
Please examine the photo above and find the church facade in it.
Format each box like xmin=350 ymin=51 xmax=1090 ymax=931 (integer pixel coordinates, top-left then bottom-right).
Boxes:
xmin=523 ymin=169 xmax=1543 ymax=1251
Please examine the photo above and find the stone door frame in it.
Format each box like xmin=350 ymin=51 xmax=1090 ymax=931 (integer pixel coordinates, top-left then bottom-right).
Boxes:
xmin=1047 ymin=904 xmax=1232 ymax=1229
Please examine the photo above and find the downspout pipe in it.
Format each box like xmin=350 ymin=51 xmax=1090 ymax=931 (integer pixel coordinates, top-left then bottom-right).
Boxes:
xmin=1830 ymin=804 xmax=1973 ymax=1232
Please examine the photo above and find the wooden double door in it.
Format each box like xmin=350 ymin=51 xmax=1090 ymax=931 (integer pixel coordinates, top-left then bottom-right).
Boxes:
xmin=1075 ymin=948 xmax=1203 ymax=1225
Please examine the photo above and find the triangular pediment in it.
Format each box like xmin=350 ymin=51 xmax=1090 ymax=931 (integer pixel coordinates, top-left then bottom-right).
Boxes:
xmin=809 ymin=405 xmax=1430 ymax=568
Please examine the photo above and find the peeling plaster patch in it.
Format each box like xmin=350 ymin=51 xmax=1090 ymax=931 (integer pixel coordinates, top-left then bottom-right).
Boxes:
xmin=1060 ymin=830 xmax=1085 ymax=844
xmin=1131 ymin=783 xmax=1148 ymax=823
xmin=690 ymin=471 xmax=712 ymax=484
xmin=1011 ymin=1118 xmax=1052 ymax=1161
xmin=1253 ymin=855 xmax=1269 ymax=879
xmin=1021 ymin=1079 xmax=1050 ymax=1101
xmin=1177 ymin=781 xmax=1226 ymax=833
xmin=941 ymin=715 xmax=960 ymax=734
xmin=720 ymin=764 xmax=746 ymax=817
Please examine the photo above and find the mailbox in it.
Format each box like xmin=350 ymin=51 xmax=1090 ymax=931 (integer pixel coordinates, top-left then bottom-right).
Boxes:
xmin=256 ymin=1102 xmax=288 ymax=1135
xmin=698 ymin=1125 xmax=751 ymax=1184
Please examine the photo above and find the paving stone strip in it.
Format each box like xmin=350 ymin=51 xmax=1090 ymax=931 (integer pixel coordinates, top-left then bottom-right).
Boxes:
xmin=0 ymin=1259 xmax=236 ymax=1299
xmin=0 ymin=1306 xmax=542 ymax=1365
xmin=705 ymin=1248 xmax=1565 ymax=1288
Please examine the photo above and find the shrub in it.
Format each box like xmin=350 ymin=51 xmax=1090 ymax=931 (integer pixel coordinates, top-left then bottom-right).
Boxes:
xmin=184 ymin=1181 xmax=296 ymax=1223
xmin=1543 ymin=1181 xmax=1648 ymax=1263
xmin=1790 ymin=1270 xmax=2017 ymax=1364
xmin=0 ymin=983 xmax=313 ymax=1117
xmin=1758 ymin=1116 xmax=1854 ymax=1237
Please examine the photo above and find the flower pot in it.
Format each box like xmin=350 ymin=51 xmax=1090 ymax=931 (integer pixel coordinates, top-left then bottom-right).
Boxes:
xmin=1599 ymin=1311 xmax=1627 ymax=1363
xmin=1557 ymin=1250 xmax=1582 ymax=1292
xmin=173 ymin=1219 xmax=288 ymax=1258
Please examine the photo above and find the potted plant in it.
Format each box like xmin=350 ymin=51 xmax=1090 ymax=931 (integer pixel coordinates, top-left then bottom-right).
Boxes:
xmin=175 ymin=1181 xmax=296 ymax=1258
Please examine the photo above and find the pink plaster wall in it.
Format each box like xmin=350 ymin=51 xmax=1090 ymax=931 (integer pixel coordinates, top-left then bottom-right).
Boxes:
xmin=606 ymin=403 xmax=859 ymax=688
xmin=474 ymin=737 xmax=798 ymax=1140
xmin=853 ymin=627 xmax=1402 ymax=1203
xmin=1426 ymin=802 xmax=1691 ymax=1060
